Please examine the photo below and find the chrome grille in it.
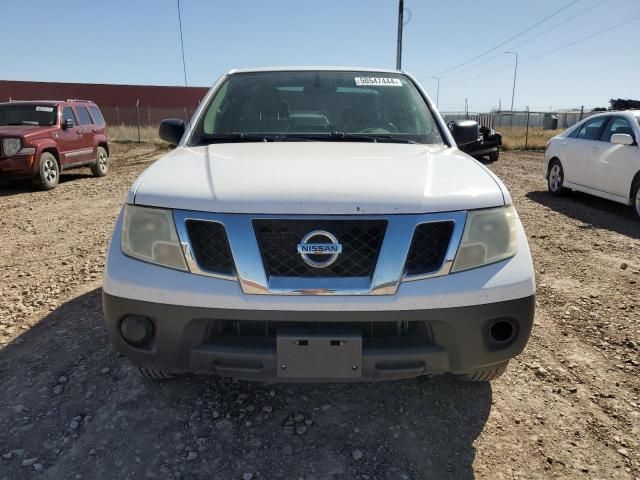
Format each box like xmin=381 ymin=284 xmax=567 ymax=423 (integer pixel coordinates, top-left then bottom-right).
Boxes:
xmin=405 ymin=221 xmax=454 ymax=276
xmin=253 ymin=219 xmax=387 ymax=278
xmin=186 ymin=220 xmax=235 ymax=276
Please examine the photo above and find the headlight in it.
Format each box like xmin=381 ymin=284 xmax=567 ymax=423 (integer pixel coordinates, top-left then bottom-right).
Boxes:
xmin=2 ymin=138 xmax=21 ymax=156
xmin=121 ymin=205 xmax=187 ymax=271
xmin=452 ymin=206 xmax=518 ymax=272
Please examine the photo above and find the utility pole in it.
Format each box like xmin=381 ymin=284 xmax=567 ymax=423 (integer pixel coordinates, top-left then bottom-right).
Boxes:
xmin=396 ymin=0 xmax=404 ymax=70
xmin=505 ymin=51 xmax=518 ymax=111
xmin=432 ymin=77 xmax=440 ymax=108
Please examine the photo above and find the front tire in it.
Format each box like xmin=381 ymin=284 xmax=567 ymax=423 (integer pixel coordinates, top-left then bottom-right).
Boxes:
xmin=457 ymin=362 xmax=508 ymax=382
xmin=488 ymin=150 xmax=499 ymax=162
xmin=547 ymin=159 xmax=566 ymax=196
xmin=34 ymin=152 xmax=59 ymax=190
xmin=137 ymin=366 xmax=177 ymax=380
xmin=632 ymin=179 xmax=640 ymax=220
xmin=90 ymin=146 xmax=108 ymax=177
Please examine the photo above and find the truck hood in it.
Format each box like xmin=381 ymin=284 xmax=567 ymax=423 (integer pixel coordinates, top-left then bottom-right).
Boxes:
xmin=130 ymin=143 xmax=508 ymax=214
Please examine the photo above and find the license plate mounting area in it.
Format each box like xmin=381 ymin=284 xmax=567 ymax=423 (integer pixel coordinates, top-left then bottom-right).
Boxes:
xmin=276 ymin=328 xmax=362 ymax=379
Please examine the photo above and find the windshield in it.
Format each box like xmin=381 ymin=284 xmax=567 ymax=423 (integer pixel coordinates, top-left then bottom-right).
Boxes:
xmin=0 ymin=104 xmax=57 ymax=126
xmin=189 ymin=71 xmax=445 ymax=145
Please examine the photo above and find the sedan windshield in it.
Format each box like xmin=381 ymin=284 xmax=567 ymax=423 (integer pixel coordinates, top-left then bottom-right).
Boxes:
xmin=0 ymin=104 xmax=57 ymax=126
xmin=190 ymin=71 xmax=445 ymax=145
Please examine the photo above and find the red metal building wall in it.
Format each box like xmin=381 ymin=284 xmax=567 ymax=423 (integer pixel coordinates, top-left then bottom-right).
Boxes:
xmin=0 ymin=80 xmax=210 ymax=125
xmin=0 ymin=80 xmax=208 ymax=107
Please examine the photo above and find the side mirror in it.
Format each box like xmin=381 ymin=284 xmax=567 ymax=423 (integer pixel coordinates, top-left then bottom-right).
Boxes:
xmin=449 ymin=120 xmax=479 ymax=146
xmin=159 ymin=118 xmax=185 ymax=145
xmin=611 ymin=133 xmax=634 ymax=146
xmin=62 ymin=118 xmax=74 ymax=130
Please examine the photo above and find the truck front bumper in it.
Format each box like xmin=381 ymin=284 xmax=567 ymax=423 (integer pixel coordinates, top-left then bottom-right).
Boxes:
xmin=102 ymin=209 xmax=536 ymax=381
xmin=103 ymin=291 xmax=535 ymax=382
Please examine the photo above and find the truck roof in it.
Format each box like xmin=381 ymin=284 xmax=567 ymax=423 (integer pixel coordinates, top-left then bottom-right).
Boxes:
xmin=228 ymin=66 xmax=403 ymax=75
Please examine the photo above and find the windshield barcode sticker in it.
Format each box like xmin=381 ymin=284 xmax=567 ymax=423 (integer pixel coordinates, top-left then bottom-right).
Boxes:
xmin=354 ymin=77 xmax=402 ymax=87
xmin=35 ymin=106 xmax=54 ymax=112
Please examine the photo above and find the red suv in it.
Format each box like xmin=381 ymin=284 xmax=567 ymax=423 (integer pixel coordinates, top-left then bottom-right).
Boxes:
xmin=0 ymin=99 xmax=109 ymax=190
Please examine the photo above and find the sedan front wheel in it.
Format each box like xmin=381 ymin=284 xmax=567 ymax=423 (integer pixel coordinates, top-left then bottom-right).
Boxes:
xmin=547 ymin=160 xmax=566 ymax=196
xmin=633 ymin=180 xmax=640 ymax=220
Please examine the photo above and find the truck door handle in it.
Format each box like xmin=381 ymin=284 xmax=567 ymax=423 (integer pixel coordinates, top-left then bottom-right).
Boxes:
xmin=591 ymin=147 xmax=599 ymax=152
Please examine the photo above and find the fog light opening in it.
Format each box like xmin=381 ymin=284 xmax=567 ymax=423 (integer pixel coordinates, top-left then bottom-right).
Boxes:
xmin=489 ymin=319 xmax=515 ymax=344
xmin=120 ymin=315 xmax=154 ymax=346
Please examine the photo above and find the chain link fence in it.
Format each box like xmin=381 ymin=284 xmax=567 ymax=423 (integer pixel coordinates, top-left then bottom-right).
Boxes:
xmin=441 ymin=108 xmax=597 ymax=149
xmin=102 ymin=102 xmax=598 ymax=150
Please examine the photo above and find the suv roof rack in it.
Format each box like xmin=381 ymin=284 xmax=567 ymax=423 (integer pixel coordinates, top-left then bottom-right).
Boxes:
xmin=66 ymin=99 xmax=94 ymax=103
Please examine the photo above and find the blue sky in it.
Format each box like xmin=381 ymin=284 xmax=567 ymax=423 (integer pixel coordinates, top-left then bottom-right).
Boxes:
xmin=4 ymin=0 xmax=638 ymax=112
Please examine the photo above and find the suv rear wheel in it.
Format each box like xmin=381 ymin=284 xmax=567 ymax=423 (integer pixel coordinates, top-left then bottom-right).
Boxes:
xmin=34 ymin=152 xmax=60 ymax=190
xmin=90 ymin=146 xmax=108 ymax=177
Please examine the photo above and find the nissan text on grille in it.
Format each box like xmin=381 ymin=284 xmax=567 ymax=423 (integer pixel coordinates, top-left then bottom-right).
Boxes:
xmin=102 ymin=67 xmax=535 ymax=382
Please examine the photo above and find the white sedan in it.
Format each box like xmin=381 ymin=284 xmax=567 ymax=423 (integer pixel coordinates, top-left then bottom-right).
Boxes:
xmin=544 ymin=110 xmax=640 ymax=219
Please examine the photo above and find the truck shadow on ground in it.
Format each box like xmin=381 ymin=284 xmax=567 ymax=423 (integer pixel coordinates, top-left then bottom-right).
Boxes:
xmin=526 ymin=190 xmax=640 ymax=240
xmin=0 ymin=289 xmax=491 ymax=480
xmin=0 ymin=172 xmax=93 ymax=197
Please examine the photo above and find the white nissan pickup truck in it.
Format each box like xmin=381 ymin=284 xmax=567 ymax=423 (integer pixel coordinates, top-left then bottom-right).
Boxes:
xmin=102 ymin=67 xmax=535 ymax=382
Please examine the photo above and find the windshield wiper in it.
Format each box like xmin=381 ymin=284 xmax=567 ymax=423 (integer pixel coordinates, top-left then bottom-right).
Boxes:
xmin=321 ymin=131 xmax=418 ymax=144
xmin=194 ymin=133 xmax=312 ymax=145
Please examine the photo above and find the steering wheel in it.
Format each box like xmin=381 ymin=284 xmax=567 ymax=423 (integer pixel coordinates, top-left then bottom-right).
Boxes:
xmin=359 ymin=122 xmax=399 ymax=134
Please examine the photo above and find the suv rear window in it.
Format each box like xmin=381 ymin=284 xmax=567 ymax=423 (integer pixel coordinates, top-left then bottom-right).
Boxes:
xmin=75 ymin=106 xmax=92 ymax=125
xmin=88 ymin=106 xmax=105 ymax=126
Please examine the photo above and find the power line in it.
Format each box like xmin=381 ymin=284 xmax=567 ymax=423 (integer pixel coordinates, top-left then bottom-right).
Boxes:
xmin=522 ymin=15 xmax=640 ymax=64
xmin=176 ymin=0 xmax=190 ymax=125
xmin=434 ymin=0 xmax=582 ymax=77
xmin=442 ymin=15 xmax=640 ymax=87
xmin=439 ymin=0 xmax=606 ymax=80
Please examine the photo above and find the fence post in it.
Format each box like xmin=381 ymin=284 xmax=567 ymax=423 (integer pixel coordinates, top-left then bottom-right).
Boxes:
xmin=136 ymin=99 xmax=141 ymax=143
xmin=525 ymin=107 xmax=530 ymax=150
xmin=579 ymin=105 xmax=584 ymax=121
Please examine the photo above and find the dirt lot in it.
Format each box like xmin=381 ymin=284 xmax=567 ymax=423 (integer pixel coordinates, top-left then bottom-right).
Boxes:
xmin=0 ymin=145 xmax=638 ymax=480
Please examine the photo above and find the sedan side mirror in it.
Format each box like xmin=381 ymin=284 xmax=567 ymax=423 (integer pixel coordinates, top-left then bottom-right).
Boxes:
xmin=159 ymin=118 xmax=186 ymax=145
xmin=62 ymin=118 xmax=74 ymax=130
xmin=449 ymin=120 xmax=479 ymax=146
xmin=611 ymin=133 xmax=635 ymax=146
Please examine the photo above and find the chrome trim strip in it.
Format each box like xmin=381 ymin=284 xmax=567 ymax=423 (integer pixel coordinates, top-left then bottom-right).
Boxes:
xmin=172 ymin=210 xmax=467 ymax=296
xmin=64 ymin=148 xmax=93 ymax=158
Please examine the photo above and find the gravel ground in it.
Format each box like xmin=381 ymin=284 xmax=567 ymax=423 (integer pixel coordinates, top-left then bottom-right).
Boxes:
xmin=0 ymin=146 xmax=638 ymax=480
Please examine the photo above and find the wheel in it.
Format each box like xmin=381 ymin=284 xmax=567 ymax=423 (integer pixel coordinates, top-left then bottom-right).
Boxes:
xmin=90 ymin=146 xmax=108 ymax=177
xmin=137 ymin=366 xmax=177 ymax=380
xmin=34 ymin=152 xmax=59 ymax=190
xmin=632 ymin=178 xmax=640 ymax=220
xmin=488 ymin=150 xmax=499 ymax=162
xmin=457 ymin=362 xmax=508 ymax=382
xmin=547 ymin=159 xmax=566 ymax=196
